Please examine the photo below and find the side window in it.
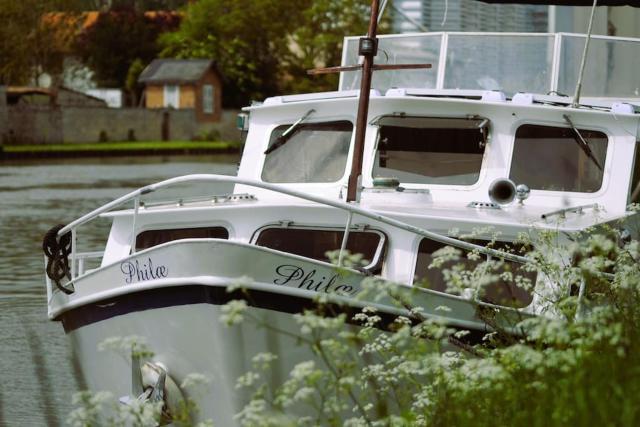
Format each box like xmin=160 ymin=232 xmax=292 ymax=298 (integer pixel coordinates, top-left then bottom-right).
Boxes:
xmin=262 ymin=121 xmax=353 ymax=183
xmin=509 ymin=124 xmax=608 ymax=193
xmin=372 ymin=116 xmax=489 ymax=185
xmin=414 ymin=238 xmax=535 ymax=308
xmin=255 ymin=227 xmax=385 ymax=274
xmin=136 ymin=226 xmax=229 ymax=251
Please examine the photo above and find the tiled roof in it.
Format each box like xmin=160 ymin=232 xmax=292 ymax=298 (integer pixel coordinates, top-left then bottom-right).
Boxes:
xmin=138 ymin=59 xmax=214 ymax=84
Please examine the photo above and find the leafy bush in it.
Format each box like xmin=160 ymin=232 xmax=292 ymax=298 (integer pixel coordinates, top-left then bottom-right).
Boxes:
xmin=229 ymin=227 xmax=640 ymax=426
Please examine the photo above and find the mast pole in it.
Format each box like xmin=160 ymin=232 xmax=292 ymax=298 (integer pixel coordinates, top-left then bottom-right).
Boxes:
xmin=346 ymin=0 xmax=379 ymax=202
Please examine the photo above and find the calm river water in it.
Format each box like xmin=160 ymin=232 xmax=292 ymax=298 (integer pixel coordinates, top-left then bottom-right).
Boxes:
xmin=0 ymin=155 xmax=238 ymax=426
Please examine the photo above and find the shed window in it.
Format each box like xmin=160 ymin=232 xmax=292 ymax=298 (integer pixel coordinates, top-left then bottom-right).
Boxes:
xmin=414 ymin=238 xmax=534 ymax=308
xmin=262 ymin=121 xmax=353 ymax=183
xmin=509 ymin=124 xmax=607 ymax=193
xmin=136 ymin=226 xmax=228 ymax=251
xmin=372 ymin=116 xmax=489 ymax=185
xmin=163 ymin=85 xmax=179 ymax=108
xmin=255 ymin=227 xmax=385 ymax=273
xmin=203 ymin=84 xmax=214 ymax=114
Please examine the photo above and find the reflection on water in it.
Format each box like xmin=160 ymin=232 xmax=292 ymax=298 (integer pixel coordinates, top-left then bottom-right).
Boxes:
xmin=0 ymin=155 xmax=237 ymax=425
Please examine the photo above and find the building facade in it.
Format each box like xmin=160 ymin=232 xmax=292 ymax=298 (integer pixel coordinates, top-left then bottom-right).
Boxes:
xmin=139 ymin=59 xmax=223 ymax=123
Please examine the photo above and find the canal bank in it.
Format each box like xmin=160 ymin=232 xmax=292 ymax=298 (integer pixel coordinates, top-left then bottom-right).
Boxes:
xmin=0 ymin=140 xmax=242 ymax=160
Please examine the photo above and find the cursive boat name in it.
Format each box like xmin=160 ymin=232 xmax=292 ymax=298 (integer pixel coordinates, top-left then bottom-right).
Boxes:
xmin=274 ymin=264 xmax=358 ymax=296
xmin=120 ymin=258 xmax=168 ymax=284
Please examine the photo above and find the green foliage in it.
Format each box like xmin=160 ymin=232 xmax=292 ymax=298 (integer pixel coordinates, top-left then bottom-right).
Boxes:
xmin=160 ymin=0 xmax=375 ymax=107
xmin=0 ymin=0 xmax=82 ymax=85
xmin=228 ymin=228 xmax=640 ymax=426
xmin=126 ymin=58 xmax=146 ymax=105
xmin=74 ymin=7 xmax=180 ymax=88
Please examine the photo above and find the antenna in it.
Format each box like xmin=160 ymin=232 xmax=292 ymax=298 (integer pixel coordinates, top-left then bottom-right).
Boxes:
xmin=572 ymin=0 xmax=599 ymax=108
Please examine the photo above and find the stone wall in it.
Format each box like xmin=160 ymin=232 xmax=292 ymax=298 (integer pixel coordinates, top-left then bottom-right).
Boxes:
xmin=0 ymin=86 xmax=7 ymax=143
xmin=4 ymin=106 xmax=242 ymax=144
xmin=61 ymin=107 xmax=197 ymax=142
xmin=7 ymin=105 xmax=63 ymax=144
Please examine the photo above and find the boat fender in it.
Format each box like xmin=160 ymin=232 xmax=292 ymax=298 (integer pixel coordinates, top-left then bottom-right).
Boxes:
xmin=42 ymin=224 xmax=73 ymax=294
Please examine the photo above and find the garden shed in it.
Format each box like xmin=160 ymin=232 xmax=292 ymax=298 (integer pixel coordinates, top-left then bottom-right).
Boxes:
xmin=139 ymin=59 xmax=222 ymax=123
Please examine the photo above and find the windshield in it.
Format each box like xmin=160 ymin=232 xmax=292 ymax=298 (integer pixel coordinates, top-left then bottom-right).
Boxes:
xmin=509 ymin=124 xmax=608 ymax=193
xmin=372 ymin=116 xmax=488 ymax=185
xmin=261 ymin=121 xmax=353 ymax=183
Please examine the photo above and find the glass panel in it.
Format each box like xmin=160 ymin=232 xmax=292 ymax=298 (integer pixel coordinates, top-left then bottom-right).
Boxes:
xmin=203 ymin=84 xmax=214 ymax=114
xmin=373 ymin=116 xmax=487 ymax=185
xmin=558 ymin=35 xmax=640 ymax=99
xmin=256 ymin=228 xmax=383 ymax=272
xmin=136 ymin=226 xmax=228 ymax=250
xmin=414 ymin=238 xmax=535 ymax=308
xmin=509 ymin=124 xmax=607 ymax=193
xmin=340 ymin=34 xmax=441 ymax=93
xmin=444 ymin=34 xmax=554 ymax=95
xmin=163 ymin=85 xmax=179 ymax=108
xmin=262 ymin=121 xmax=353 ymax=183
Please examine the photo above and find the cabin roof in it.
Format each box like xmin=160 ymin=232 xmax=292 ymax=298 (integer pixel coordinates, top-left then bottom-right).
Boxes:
xmin=138 ymin=59 xmax=215 ymax=85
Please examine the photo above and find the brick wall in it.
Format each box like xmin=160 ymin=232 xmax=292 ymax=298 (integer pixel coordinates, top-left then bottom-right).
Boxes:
xmin=0 ymin=86 xmax=8 ymax=143
xmin=5 ymin=105 xmax=241 ymax=144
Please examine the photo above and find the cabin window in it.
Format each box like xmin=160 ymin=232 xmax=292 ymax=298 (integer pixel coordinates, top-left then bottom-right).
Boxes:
xmin=255 ymin=227 xmax=385 ymax=274
xmin=262 ymin=121 xmax=353 ymax=183
xmin=509 ymin=124 xmax=608 ymax=193
xmin=135 ymin=226 xmax=229 ymax=251
xmin=414 ymin=238 xmax=535 ymax=308
xmin=372 ymin=116 xmax=489 ymax=185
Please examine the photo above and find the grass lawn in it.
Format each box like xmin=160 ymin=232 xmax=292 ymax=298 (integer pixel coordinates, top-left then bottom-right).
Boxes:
xmin=3 ymin=140 xmax=240 ymax=153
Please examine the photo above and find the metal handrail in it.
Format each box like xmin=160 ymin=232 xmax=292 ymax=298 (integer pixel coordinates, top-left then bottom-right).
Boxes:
xmin=58 ymin=174 xmax=531 ymax=267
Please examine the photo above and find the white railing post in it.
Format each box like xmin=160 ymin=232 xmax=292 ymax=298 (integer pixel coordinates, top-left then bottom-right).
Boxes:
xmin=550 ymin=33 xmax=562 ymax=94
xmin=131 ymin=196 xmax=140 ymax=254
xmin=436 ymin=33 xmax=449 ymax=90
xmin=338 ymin=211 xmax=354 ymax=267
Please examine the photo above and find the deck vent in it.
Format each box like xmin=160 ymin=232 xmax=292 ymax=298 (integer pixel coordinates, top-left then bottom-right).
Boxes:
xmin=512 ymin=93 xmax=534 ymax=105
xmin=481 ymin=91 xmax=506 ymax=102
xmin=467 ymin=201 xmax=501 ymax=209
xmin=611 ymin=102 xmax=634 ymax=115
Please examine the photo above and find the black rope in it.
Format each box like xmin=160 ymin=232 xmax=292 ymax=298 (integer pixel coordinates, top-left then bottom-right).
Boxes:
xmin=43 ymin=224 xmax=74 ymax=295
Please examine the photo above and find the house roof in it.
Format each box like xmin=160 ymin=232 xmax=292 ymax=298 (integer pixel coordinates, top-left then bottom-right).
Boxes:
xmin=138 ymin=59 xmax=215 ymax=85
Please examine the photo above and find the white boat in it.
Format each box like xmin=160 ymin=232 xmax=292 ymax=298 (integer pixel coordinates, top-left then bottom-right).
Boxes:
xmin=43 ymin=27 xmax=640 ymax=424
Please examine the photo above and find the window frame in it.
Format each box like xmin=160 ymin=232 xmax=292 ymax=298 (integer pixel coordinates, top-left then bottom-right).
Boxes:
xmin=251 ymin=223 xmax=387 ymax=272
xmin=410 ymin=235 xmax=537 ymax=309
xmin=507 ymin=120 xmax=611 ymax=196
xmin=163 ymin=85 xmax=180 ymax=108
xmin=259 ymin=118 xmax=355 ymax=185
xmin=133 ymin=223 xmax=232 ymax=252
xmin=369 ymin=114 xmax=492 ymax=189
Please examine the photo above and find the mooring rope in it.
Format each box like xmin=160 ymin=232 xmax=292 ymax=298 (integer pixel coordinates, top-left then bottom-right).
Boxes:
xmin=43 ymin=224 xmax=74 ymax=295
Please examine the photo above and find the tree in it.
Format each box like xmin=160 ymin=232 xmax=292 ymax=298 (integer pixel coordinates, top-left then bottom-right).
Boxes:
xmin=0 ymin=0 xmax=84 ymax=85
xmin=282 ymin=0 xmax=374 ymax=95
xmin=74 ymin=7 xmax=180 ymax=89
xmin=159 ymin=0 xmax=379 ymax=107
